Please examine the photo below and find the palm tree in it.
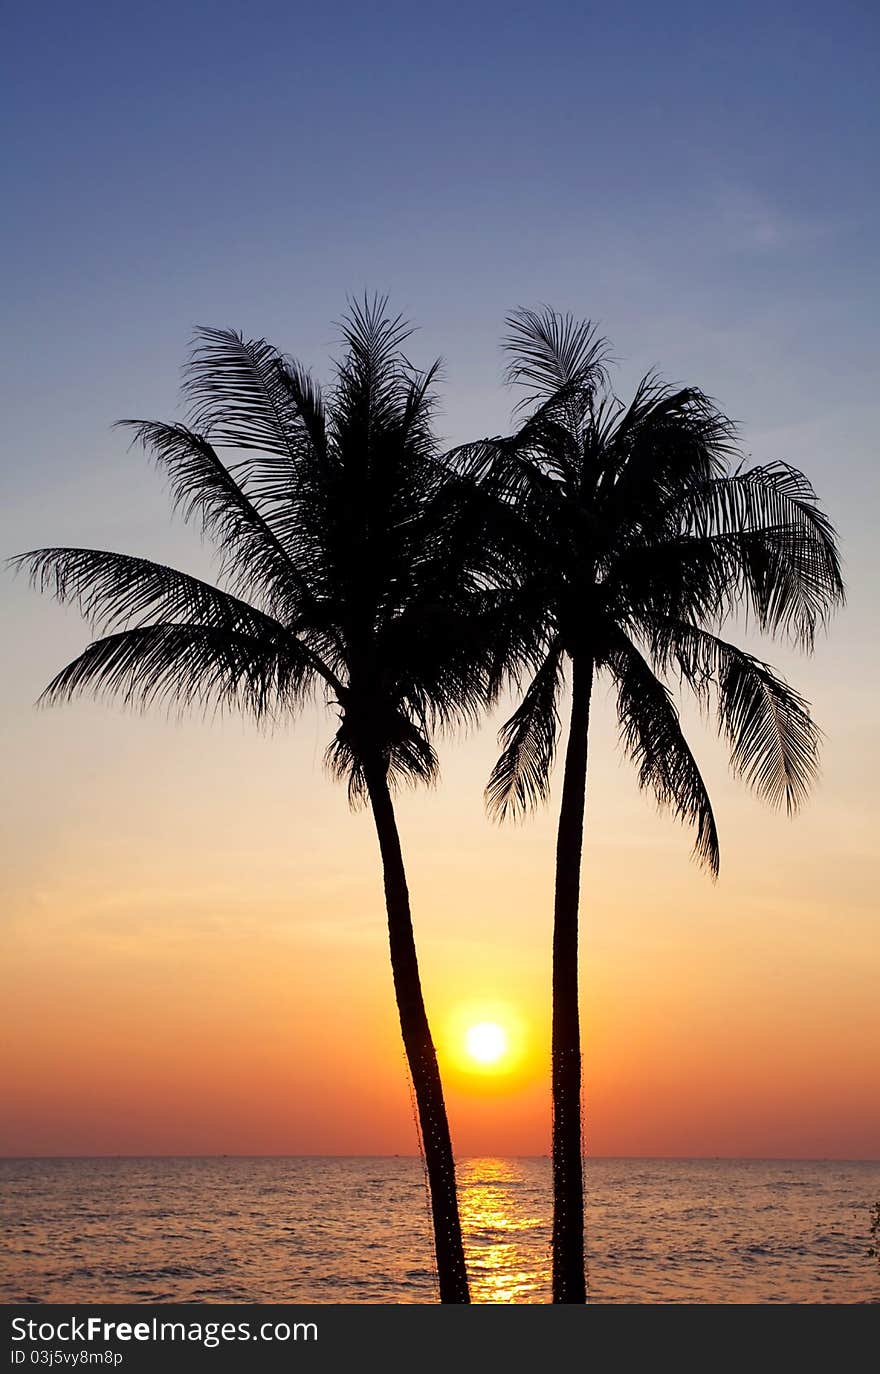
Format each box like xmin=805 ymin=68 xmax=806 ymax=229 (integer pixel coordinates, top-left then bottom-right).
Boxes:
xmin=455 ymin=308 xmax=844 ymax=1302
xmin=12 ymin=299 xmax=506 ymax=1304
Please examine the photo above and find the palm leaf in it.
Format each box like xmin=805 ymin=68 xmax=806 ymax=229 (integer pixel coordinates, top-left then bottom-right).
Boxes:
xmin=39 ymin=622 xmax=316 ymax=721
xmin=11 ymin=546 xmax=284 ymax=636
xmin=486 ymin=642 xmax=564 ymax=819
xmin=326 ymin=706 xmax=438 ymax=806
xmin=651 ymin=621 xmax=820 ymax=813
xmin=604 ymin=631 xmax=720 ymax=873
xmin=599 ymin=379 xmax=736 ymax=519
xmin=184 ymin=326 xmax=314 ymax=463
xmin=502 ymin=306 xmax=611 ymax=410
xmin=119 ymin=420 xmax=318 ymax=623
xmin=684 ymin=462 xmax=845 ymax=645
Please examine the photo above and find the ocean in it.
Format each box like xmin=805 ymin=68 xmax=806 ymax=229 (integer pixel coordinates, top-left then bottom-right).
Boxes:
xmin=2 ymin=1157 xmax=878 ymax=1304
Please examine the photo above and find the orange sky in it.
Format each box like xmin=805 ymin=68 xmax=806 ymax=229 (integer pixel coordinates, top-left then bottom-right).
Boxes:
xmin=3 ymin=624 xmax=877 ymax=1159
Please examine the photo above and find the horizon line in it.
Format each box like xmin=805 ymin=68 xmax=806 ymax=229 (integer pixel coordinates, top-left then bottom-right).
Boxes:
xmin=2 ymin=1152 xmax=878 ymax=1163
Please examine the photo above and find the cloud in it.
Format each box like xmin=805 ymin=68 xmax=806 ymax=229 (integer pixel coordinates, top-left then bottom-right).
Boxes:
xmin=712 ymin=184 xmax=825 ymax=251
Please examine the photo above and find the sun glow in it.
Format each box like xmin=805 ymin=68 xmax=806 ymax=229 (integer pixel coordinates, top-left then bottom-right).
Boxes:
xmin=465 ymin=1021 xmax=508 ymax=1065
xmin=443 ymin=1001 xmax=529 ymax=1081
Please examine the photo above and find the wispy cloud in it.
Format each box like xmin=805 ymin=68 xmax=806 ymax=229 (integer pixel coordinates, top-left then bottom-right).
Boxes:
xmin=712 ymin=184 xmax=828 ymax=251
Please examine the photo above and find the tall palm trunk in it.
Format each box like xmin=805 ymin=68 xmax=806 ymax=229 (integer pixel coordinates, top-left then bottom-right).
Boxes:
xmin=551 ymin=654 xmax=593 ymax=1303
xmin=365 ymin=761 xmax=470 ymax=1304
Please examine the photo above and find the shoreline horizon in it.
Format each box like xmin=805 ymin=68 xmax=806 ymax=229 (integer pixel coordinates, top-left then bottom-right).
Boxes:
xmin=3 ymin=1152 xmax=878 ymax=1163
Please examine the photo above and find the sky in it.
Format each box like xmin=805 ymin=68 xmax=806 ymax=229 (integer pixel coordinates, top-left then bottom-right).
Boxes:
xmin=1 ymin=0 xmax=878 ymax=1159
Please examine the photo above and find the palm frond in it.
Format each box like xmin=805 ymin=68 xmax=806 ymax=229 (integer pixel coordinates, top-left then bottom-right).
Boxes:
xmin=12 ymin=546 xmax=343 ymax=694
xmin=184 ymin=326 xmax=315 ymax=463
xmin=386 ymin=602 xmax=494 ymax=735
xmin=276 ymin=355 xmax=328 ymax=460
xmin=604 ymin=632 xmax=720 ymax=874
xmin=486 ymin=642 xmax=564 ymax=820
xmin=118 ymin=420 xmax=314 ymax=619
xmin=39 ymin=622 xmax=315 ymax=721
xmin=339 ymin=293 xmax=415 ymax=370
xmin=503 ymin=306 xmax=611 ymax=410
xmin=399 ymin=358 xmax=443 ymax=451
xmin=599 ymin=379 xmax=737 ymax=517
xmin=652 ymin=621 xmax=820 ymax=812
xmin=11 ymin=546 xmax=284 ymax=637
xmin=443 ymin=428 xmax=573 ymax=558
xmin=607 ymin=525 xmax=830 ymax=638
xmin=325 ymin=708 xmax=438 ymax=807
xmin=684 ymin=462 xmax=845 ymax=645
xmin=605 ymin=531 xmax=739 ymax=628
xmin=333 ymin=294 xmax=422 ymax=426
xmin=180 ymin=330 xmax=332 ymax=591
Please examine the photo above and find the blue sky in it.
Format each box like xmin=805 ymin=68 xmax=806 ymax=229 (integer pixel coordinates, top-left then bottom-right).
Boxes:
xmin=3 ymin=1 xmax=876 ymax=455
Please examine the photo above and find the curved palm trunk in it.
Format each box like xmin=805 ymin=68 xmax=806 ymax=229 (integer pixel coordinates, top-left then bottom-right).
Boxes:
xmin=552 ymin=654 xmax=593 ymax=1303
xmin=365 ymin=762 xmax=470 ymax=1304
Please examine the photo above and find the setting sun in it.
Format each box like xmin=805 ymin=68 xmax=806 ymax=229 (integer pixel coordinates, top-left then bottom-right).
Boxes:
xmin=465 ymin=1021 xmax=508 ymax=1065
xmin=444 ymin=1002 xmax=530 ymax=1080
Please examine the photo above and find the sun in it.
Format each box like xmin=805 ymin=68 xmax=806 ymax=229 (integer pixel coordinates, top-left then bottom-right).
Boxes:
xmin=465 ymin=1021 xmax=508 ymax=1066
xmin=445 ymin=1001 xmax=527 ymax=1081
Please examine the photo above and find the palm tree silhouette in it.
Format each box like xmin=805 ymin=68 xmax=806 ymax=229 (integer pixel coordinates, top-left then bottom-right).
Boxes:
xmin=454 ymin=307 xmax=844 ymax=1302
xmin=13 ymin=299 xmax=505 ymax=1304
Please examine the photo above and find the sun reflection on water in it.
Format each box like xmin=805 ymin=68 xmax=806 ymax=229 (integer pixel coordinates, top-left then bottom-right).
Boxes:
xmin=457 ymin=1158 xmax=552 ymax=1303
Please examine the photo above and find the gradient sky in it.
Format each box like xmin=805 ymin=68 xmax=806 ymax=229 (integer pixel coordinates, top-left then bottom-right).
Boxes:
xmin=2 ymin=1 xmax=878 ymax=1159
